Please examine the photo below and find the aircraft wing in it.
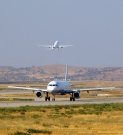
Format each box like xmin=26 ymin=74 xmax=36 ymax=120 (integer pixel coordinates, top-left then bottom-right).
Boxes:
xmin=64 ymin=87 xmax=115 ymax=93
xmin=59 ymin=45 xmax=73 ymax=48
xmin=8 ymin=86 xmax=48 ymax=92
xmin=78 ymin=87 xmax=115 ymax=91
xmin=37 ymin=45 xmax=52 ymax=48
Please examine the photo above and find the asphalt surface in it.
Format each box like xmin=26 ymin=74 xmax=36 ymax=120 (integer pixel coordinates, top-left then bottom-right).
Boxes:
xmin=0 ymin=90 xmax=123 ymax=107
xmin=0 ymin=97 xmax=123 ymax=107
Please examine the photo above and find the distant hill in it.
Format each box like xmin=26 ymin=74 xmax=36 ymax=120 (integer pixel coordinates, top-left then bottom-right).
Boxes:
xmin=0 ymin=64 xmax=123 ymax=82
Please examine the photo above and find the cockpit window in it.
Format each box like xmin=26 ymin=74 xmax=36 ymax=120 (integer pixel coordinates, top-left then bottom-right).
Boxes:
xmin=48 ymin=84 xmax=58 ymax=86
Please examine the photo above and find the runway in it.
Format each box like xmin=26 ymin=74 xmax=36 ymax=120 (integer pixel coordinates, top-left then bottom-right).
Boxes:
xmin=0 ymin=97 xmax=123 ymax=107
xmin=0 ymin=90 xmax=123 ymax=107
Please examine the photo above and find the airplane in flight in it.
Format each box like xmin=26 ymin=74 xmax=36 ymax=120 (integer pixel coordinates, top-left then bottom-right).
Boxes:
xmin=38 ymin=41 xmax=73 ymax=50
xmin=8 ymin=66 xmax=115 ymax=101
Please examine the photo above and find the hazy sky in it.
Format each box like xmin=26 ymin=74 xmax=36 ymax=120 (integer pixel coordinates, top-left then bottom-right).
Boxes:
xmin=0 ymin=0 xmax=123 ymax=67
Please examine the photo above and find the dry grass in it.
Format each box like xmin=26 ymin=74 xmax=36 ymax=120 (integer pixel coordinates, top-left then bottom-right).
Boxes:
xmin=0 ymin=104 xmax=123 ymax=135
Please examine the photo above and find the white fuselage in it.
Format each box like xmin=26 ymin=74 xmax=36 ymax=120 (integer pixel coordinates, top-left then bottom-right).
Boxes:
xmin=47 ymin=81 xmax=70 ymax=94
xmin=52 ymin=41 xmax=59 ymax=49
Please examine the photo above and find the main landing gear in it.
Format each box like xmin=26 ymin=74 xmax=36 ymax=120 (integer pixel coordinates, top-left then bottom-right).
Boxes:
xmin=70 ymin=93 xmax=75 ymax=101
xmin=45 ymin=92 xmax=55 ymax=101
xmin=45 ymin=92 xmax=50 ymax=101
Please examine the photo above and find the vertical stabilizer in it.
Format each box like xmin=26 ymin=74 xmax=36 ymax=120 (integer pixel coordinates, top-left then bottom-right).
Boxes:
xmin=65 ymin=65 xmax=68 ymax=81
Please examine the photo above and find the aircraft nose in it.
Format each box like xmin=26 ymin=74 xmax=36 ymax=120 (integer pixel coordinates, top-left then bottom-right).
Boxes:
xmin=47 ymin=86 xmax=57 ymax=91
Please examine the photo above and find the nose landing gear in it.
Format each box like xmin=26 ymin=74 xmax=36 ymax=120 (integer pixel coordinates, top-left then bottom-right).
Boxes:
xmin=52 ymin=95 xmax=55 ymax=101
xmin=52 ymin=98 xmax=55 ymax=101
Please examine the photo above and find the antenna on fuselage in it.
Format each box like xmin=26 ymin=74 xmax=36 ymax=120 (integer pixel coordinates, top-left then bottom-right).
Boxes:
xmin=65 ymin=65 xmax=68 ymax=81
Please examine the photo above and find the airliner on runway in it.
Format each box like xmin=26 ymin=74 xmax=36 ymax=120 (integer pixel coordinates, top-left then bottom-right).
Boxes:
xmin=38 ymin=41 xmax=73 ymax=50
xmin=8 ymin=66 xmax=115 ymax=101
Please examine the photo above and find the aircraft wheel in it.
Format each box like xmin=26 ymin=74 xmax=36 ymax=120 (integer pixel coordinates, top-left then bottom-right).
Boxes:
xmin=70 ymin=97 xmax=75 ymax=101
xmin=52 ymin=98 xmax=55 ymax=101
xmin=48 ymin=97 xmax=50 ymax=101
xmin=45 ymin=97 xmax=47 ymax=101
xmin=45 ymin=97 xmax=50 ymax=101
xmin=70 ymin=97 xmax=72 ymax=101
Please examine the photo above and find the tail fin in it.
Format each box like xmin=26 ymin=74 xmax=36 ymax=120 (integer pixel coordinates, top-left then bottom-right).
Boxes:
xmin=65 ymin=65 xmax=68 ymax=81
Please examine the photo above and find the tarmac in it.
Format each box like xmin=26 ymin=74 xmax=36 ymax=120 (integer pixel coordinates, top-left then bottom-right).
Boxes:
xmin=0 ymin=97 xmax=123 ymax=107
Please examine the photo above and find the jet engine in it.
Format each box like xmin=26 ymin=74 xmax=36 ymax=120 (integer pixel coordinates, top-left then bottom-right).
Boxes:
xmin=36 ymin=91 xmax=43 ymax=98
xmin=74 ymin=91 xmax=80 ymax=98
